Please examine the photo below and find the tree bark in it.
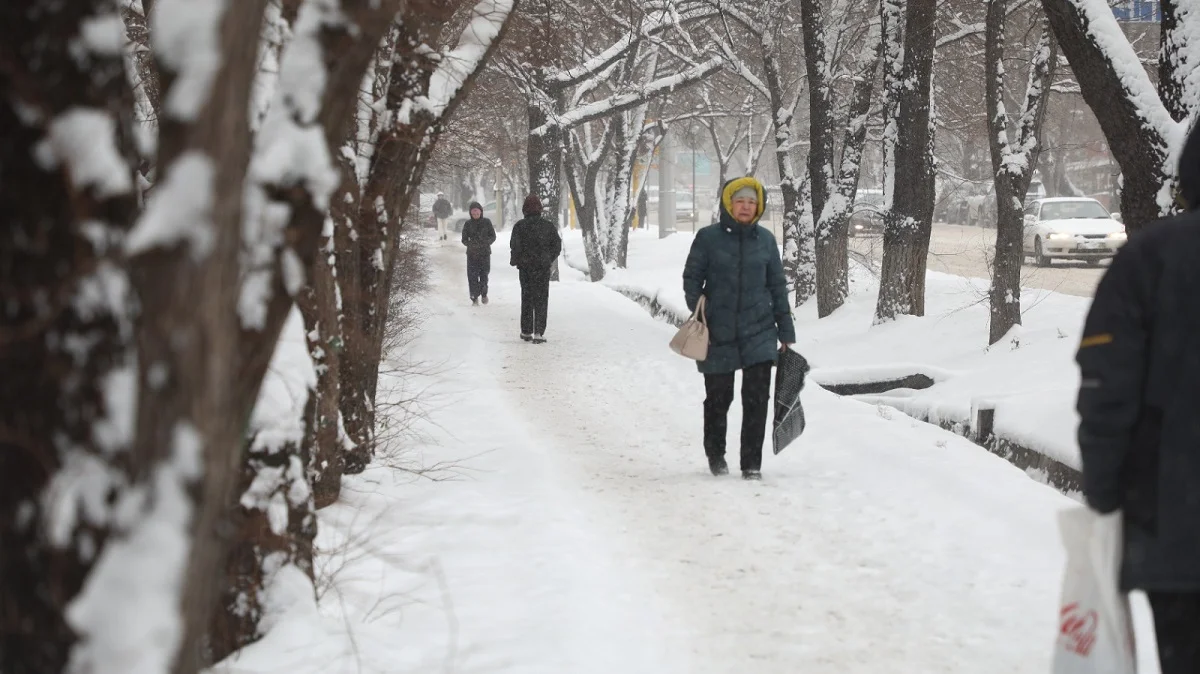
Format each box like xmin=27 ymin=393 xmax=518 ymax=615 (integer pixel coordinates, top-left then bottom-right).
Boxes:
xmin=875 ymin=0 xmax=937 ymax=322
xmin=760 ymin=22 xmax=813 ymax=304
xmin=0 ymin=1 xmax=140 ymax=671
xmin=985 ymin=2 xmax=1056 ymax=345
xmin=298 ymin=153 xmax=355 ymax=507
xmin=1040 ymin=0 xmax=1171 ymax=230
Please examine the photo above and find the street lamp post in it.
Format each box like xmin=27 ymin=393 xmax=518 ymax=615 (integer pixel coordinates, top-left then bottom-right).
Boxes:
xmin=658 ymin=128 xmax=676 ymax=239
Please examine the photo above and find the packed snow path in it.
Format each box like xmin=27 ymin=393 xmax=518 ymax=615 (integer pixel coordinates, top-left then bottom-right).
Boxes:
xmin=219 ymin=230 xmax=1164 ymax=673
xmin=396 ymin=233 xmax=1087 ymax=673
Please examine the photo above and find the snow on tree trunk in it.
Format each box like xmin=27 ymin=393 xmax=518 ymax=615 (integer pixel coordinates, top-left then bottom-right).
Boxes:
xmin=760 ymin=23 xmax=813 ymax=304
xmin=566 ymin=120 xmax=617 ymax=281
xmin=119 ymin=1 xmax=275 ymax=671
xmin=0 ymin=2 xmax=140 ymax=671
xmin=527 ymin=88 xmax=566 ymax=226
xmin=209 ymin=308 xmax=317 ymax=664
xmin=800 ymin=0 xmax=837 ymax=316
xmin=1040 ymin=0 xmax=1191 ymax=230
xmin=343 ymin=0 xmax=515 ymax=470
xmin=783 ymin=171 xmax=817 ymax=307
xmin=298 ymin=152 xmax=356 ymax=507
xmin=985 ymin=3 xmax=1057 ymax=346
xmin=806 ymin=0 xmax=882 ymax=318
xmin=875 ymin=0 xmax=937 ymax=323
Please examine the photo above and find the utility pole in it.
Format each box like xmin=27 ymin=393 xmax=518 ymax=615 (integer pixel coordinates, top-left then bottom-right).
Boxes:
xmin=658 ymin=127 xmax=676 ymax=239
xmin=691 ymin=145 xmax=698 ymax=232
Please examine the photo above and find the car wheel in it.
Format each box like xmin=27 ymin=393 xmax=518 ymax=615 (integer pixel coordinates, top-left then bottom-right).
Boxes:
xmin=1034 ymin=237 xmax=1050 ymax=267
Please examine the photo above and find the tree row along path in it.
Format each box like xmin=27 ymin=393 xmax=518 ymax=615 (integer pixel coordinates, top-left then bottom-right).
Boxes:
xmin=357 ymin=232 xmax=1111 ymax=673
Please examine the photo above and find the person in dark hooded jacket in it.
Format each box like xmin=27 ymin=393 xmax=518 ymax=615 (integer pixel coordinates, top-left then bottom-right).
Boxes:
xmin=461 ymin=201 xmax=497 ymax=305
xmin=1076 ymin=123 xmax=1200 ymax=674
xmin=683 ymin=176 xmax=795 ymax=480
xmin=509 ymin=195 xmax=561 ymax=343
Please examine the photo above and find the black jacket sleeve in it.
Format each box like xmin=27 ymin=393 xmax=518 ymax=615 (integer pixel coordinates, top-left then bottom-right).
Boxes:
xmin=461 ymin=221 xmax=472 ymax=246
xmin=509 ymin=221 xmax=523 ymax=266
xmin=1075 ymin=238 xmax=1157 ymax=513
xmin=543 ymin=221 xmax=561 ymax=264
xmin=483 ymin=218 xmax=497 ymax=246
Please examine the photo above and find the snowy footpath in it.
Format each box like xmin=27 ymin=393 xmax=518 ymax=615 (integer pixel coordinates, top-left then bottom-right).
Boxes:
xmin=216 ymin=230 xmax=1159 ymax=673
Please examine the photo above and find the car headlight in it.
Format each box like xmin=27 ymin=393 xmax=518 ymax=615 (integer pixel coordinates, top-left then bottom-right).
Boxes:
xmin=854 ymin=224 xmax=864 ymax=230
xmin=1108 ymin=231 xmax=1127 ymax=240
xmin=1047 ymin=232 xmax=1074 ymax=240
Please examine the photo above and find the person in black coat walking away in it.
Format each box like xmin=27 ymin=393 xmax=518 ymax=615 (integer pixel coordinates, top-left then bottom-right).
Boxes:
xmin=509 ymin=195 xmax=561 ymax=344
xmin=432 ymin=192 xmax=453 ymax=240
xmin=461 ymin=201 xmax=497 ymax=305
xmin=1075 ymin=122 xmax=1200 ymax=674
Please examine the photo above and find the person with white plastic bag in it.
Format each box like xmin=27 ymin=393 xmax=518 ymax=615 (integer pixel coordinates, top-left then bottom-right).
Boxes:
xmin=1052 ymin=508 xmax=1136 ymax=674
xmin=1072 ymin=123 xmax=1200 ymax=674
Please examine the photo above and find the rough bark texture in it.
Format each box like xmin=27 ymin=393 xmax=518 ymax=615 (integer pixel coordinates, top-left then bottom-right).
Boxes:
xmin=808 ymin=0 xmax=881 ymax=318
xmin=207 ymin=396 xmax=317 ymax=663
xmin=759 ymin=22 xmax=812 ymax=304
xmin=875 ymin=0 xmax=937 ymax=322
xmin=343 ymin=0 xmax=512 ymax=473
xmin=127 ymin=4 xmax=270 ymax=672
xmin=985 ymin=2 xmax=1056 ymax=345
xmin=1159 ymin=0 xmax=1189 ymax=123
xmin=800 ymin=0 xmax=837 ymax=316
xmin=301 ymin=154 xmax=357 ymax=508
xmin=1041 ymin=0 xmax=1169 ymax=230
xmin=0 ymin=1 xmax=139 ymax=671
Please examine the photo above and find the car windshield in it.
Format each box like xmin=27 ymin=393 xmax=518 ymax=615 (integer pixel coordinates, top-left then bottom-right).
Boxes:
xmin=1039 ymin=201 xmax=1109 ymax=221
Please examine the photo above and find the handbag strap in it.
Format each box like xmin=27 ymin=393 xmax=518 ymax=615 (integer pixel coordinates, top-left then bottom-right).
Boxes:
xmin=693 ymin=295 xmax=708 ymax=326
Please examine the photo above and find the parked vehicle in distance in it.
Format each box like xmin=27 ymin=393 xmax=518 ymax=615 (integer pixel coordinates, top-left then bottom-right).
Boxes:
xmin=1023 ymin=197 xmax=1126 ymax=267
xmin=850 ymin=188 xmax=886 ymax=237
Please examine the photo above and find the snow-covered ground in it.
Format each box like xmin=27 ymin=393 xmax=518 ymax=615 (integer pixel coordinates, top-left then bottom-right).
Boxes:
xmin=214 ymin=229 xmax=1162 ymax=673
xmin=566 ymin=228 xmax=1091 ymax=470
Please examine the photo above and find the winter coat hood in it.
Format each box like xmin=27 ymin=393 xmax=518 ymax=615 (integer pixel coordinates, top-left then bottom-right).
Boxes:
xmin=719 ymin=177 xmax=767 ymax=227
xmin=468 ymin=201 xmax=484 ymax=217
xmin=522 ymin=195 xmax=543 ymax=217
xmin=1178 ymin=123 xmax=1200 ymax=211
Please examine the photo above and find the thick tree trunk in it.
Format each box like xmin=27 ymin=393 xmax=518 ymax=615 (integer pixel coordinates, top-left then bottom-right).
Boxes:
xmin=875 ymin=0 xmax=937 ymax=322
xmin=208 ymin=393 xmax=317 ymax=664
xmin=528 ymin=86 xmax=566 ymax=280
xmin=799 ymin=0 xmax=838 ymax=316
xmin=1041 ymin=0 xmax=1172 ymax=230
xmin=811 ymin=6 xmax=880 ymax=318
xmin=0 ymin=2 xmax=140 ymax=671
xmin=298 ymin=153 xmax=355 ymax=507
xmin=760 ymin=27 xmax=812 ymax=304
xmin=1159 ymin=0 xmax=1190 ymax=123
xmin=985 ymin=3 xmax=1056 ymax=345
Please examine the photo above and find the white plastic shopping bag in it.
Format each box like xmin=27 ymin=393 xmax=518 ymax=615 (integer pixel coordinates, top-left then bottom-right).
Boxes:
xmin=1052 ymin=507 xmax=1136 ymax=674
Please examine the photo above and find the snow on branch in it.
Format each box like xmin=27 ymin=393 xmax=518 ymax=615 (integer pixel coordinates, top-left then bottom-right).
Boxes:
xmin=547 ymin=1 xmax=721 ymax=87
xmin=1067 ymin=0 xmax=1179 ymax=146
xmin=534 ymin=55 xmax=723 ymax=135
xmin=416 ymin=0 xmax=515 ymax=119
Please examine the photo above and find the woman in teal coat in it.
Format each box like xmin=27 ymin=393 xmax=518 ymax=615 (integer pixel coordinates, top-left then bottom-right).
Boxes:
xmin=682 ymin=176 xmax=796 ymax=479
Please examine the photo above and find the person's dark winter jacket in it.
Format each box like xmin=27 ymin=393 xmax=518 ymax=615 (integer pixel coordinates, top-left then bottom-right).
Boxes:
xmin=432 ymin=196 xmax=453 ymax=220
xmin=1077 ymin=123 xmax=1200 ymax=593
xmin=510 ymin=196 xmax=561 ymax=269
xmin=683 ymin=177 xmax=796 ymax=375
xmin=461 ymin=202 xmax=497 ymax=254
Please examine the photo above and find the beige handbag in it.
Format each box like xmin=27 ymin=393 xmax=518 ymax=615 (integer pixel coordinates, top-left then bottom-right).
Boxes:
xmin=670 ymin=295 xmax=709 ymax=361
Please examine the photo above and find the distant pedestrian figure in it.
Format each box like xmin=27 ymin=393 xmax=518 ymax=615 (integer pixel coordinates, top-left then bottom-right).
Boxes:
xmin=461 ymin=201 xmax=497 ymax=305
xmin=683 ymin=177 xmax=795 ymax=480
xmin=1075 ymin=122 xmax=1200 ymax=674
xmin=510 ymin=195 xmax=561 ymax=344
xmin=432 ymin=192 xmax=453 ymax=241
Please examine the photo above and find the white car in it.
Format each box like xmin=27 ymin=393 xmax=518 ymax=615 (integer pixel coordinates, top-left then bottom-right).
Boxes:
xmin=1023 ymin=197 xmax=1127 ymax=267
